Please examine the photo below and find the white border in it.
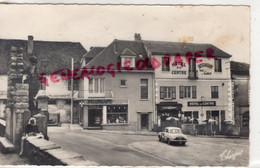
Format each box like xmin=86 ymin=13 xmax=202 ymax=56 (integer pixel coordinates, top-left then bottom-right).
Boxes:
xmin=0 ymin=0 xmax=259 ymax=168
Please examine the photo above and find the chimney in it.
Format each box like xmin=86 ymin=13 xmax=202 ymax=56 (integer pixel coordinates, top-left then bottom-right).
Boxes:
xmin=134 ymin=33 xmax=141 ymax=41
xmin=27 ymin=35 xmax=34 ymax=55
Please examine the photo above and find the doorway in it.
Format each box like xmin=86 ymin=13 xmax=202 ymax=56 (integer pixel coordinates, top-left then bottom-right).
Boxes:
xmin=88 ymin=109 xmax=102 ymax=127
xmin=141 ymin=114 xmax=149 ymax=130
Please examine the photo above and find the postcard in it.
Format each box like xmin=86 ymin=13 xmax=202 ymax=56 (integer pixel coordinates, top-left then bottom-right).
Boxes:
xmin=0 ymin=3 xmax=254 ymax=167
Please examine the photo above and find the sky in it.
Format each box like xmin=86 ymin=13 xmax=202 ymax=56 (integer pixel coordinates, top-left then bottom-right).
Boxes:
xmin=0 ymin=5 xmax=250 ymax=63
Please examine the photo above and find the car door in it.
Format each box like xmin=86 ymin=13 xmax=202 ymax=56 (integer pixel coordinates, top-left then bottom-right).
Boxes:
xmin=162 ymin=128 xmax=168 ymax=141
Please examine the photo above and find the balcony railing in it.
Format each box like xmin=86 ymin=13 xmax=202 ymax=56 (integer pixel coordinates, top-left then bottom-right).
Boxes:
xmin=87 ymin=90 xmax=114 ymax=99
xmin=188 ymin=71 xmax=198 ymax=79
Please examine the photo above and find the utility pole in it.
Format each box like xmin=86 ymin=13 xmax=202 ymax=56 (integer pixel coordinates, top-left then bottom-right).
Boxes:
xmin=71 ymin=58 xmax=74 ymax=125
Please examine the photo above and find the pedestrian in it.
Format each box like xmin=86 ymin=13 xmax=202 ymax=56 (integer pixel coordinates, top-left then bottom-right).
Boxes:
xmin=19 ymin=117 xmax=43 ymax=156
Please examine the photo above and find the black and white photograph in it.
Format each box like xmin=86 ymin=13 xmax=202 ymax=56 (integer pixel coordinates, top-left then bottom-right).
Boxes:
xmin=0 ymin=2 xmax=256 ymax=167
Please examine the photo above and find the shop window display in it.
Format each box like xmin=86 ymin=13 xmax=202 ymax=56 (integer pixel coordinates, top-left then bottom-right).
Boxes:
xmin=107 ymin=105 xmax=128 ymax=124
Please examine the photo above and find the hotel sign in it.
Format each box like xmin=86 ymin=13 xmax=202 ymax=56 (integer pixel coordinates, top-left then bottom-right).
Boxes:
xmin=188 ymin=101 xmax=216 ymax=106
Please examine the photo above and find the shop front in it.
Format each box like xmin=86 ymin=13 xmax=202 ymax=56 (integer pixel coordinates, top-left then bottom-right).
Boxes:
xmin=81 ymin=99 xmax=129 ymax=129
xmin=183 ymin=100 xmax=229 ymax=135
xmin=156 ymin=102 xmax=182 ymax=131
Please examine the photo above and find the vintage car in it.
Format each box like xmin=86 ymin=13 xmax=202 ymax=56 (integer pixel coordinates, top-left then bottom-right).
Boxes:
xmin=158 ymin=127 xmax=187 ymax=145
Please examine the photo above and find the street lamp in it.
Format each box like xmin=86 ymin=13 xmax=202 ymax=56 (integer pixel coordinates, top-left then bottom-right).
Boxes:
xmin=71 ymin=58 xmax=79 ymax=125
xmin=178 ymin=111 xmax=182 ymax=127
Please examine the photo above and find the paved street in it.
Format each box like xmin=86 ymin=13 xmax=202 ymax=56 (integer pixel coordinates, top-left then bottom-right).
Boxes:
xmin=48 ymin=127 xmax=249 ymax=167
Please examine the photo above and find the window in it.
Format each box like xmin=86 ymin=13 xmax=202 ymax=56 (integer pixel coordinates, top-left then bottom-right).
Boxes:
xmin=40 ymin=78 xmax=46 ymax=90
xmin=89 ymin=78 xmax=104 ymax=93
xmin=192 ymin=86 xmax=196 ymax=99
xmin=89 ymin=78 xmax=93 ymax=93
xmin=107 ymin=105 xmax=128 ymax=124
xmin=211 ymin=86 xmax=219 ymax=98
xmin=68 ymin=78 xmax=79 ymax=91
xmin=184 ymin=86 xmax=191 ymax=98
xmin=189 ymin=58 xmax=197 ymax=79
xmin=193 ymin=111 xmax=199 ymax=119
xmin=180 ymin=86 xmax=196 ymax=99
xmin=121 ymin=57 xmax=135 ymax=68
xmin=140 ymin=79 xmax=148 ymax=99
xmin=183 ymin=111 xmax=192 ymax=123
xmin=162 ymin=56 xmax=170 ymax=71
xmin=242 ymin=111 xmax=249 ymax=127
xmin=160 ymin=86 xmax=176 ymax=99
xmin=214 ymin=59 xmax=222 ymax=72
xmin=120 ymin=80 xmax=127 ymax=87
xmin=206 ymin=110 xmax=211 ymax=119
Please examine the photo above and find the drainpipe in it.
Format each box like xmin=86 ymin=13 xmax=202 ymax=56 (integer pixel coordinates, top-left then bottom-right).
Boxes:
xmin=71 ymin=58 xmax=74 ymax=125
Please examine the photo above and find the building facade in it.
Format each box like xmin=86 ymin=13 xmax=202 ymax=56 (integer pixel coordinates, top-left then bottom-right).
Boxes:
xmin=231 ymin=61 xmax=250 ymax=137
xmin=143 ymin=41 xmax=233 ymax=133
xmin=78 ymin=40 xmax=155 ymax=131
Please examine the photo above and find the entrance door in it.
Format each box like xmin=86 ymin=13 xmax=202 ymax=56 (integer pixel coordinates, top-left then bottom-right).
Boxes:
xmin=141 ymin=114 xmax=149 ymax=130
xmin=212 ymin=111 xmax=219 ymax=132
xmin=88 ymin=109 xmax=102 ymax=127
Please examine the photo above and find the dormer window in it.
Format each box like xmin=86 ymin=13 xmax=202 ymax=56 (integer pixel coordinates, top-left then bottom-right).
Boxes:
xmin=120 ymin=48 xmax=137 ymax=68
xmin=121 ymin=57 xmax=135 ymax=68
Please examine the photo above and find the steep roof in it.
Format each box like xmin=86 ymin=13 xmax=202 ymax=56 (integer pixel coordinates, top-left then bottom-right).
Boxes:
xmin=143 ymin=40 xmax=232 ymax=58
xmin=0 ymin=38 xmax=87 ymax=74
xmin=230 ymin=61 xmax=250 ymax=76
xmin=83 ymin=47 xmax=105 ymax=64
xmin=86 ymin=39 xmax=232 ymax=71
xmin=86 ymin=40 xmax=153 ymax=71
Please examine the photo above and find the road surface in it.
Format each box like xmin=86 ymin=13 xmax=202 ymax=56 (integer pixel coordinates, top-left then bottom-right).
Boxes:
xmin=48 ymin=127 xmax=249 ymax=166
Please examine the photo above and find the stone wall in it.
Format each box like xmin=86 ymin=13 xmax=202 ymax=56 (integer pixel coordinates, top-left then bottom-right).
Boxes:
xmin=24 ymin=138 xmax=98 ymax=166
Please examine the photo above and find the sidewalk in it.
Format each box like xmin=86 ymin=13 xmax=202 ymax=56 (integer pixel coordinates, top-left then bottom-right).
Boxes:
xmin=62 ymin=124 xmax=248 ymax=139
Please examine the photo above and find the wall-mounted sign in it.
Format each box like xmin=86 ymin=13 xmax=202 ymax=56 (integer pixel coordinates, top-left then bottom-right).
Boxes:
xmin=188 ymin=101 xmax=216 ymax=106
xmin=172 ymin=70 xmax=186 ymax=75
xmin=198 ymin=63 xmax=213 ymax=75
xmin=172 ymin=62 xmax=186 ymax=69
xmin=85 ymin=100 xmax=127 ymax=105
xmin=161 ymin=106 xmax=178 ymax=110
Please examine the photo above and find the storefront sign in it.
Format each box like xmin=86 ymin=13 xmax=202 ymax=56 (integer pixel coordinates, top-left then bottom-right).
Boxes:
xmin=85 ymin=100 xmax=127 ymax=105
xmin=161 ymin=106 xmax=178 ymax=110
xmin=188 ymin=101 xmax=216 ymax=106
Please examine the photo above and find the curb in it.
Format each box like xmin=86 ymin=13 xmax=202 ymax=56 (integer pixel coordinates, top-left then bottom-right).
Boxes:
xmin=80 ymin=129 xmax=158 ymax=136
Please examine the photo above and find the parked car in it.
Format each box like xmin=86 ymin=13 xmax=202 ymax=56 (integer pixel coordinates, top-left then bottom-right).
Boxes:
xmin=158 ymin=127 xmax=187 ymax=145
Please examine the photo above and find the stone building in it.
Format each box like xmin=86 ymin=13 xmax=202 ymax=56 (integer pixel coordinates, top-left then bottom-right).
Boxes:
xmin=0 ymin=36 xmax=87 ymax=124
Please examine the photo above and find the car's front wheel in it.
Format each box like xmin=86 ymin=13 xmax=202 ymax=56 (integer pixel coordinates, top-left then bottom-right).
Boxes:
xmin=159 ymin=136 xmax=162 ymax=142
xmin=182 ymin=142 xmax=186 ymax=146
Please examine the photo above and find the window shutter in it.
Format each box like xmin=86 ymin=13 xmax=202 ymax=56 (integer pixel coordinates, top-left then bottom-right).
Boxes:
xmin=180 ymin=86 xmax=184 ymax=99
xmin=172 ymin=87 xmax=176 ymax=99
xmin=160 ymin=87 xmax=164 ymax=99
xmin=219 ymin=59 xmax=222 ymax=72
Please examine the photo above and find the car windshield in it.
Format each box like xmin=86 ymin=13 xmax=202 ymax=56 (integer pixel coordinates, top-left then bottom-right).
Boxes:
xmin=169 ymin=129 xmax=181 ymax=134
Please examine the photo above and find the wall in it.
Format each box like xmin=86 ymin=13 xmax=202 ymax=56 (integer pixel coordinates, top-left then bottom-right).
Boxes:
xmin=0 ymin=75 xmax=7 ymax=119
xmin=155 ymin=79 xmax=232 ymax=125
xmin=232 ymin=77 xmax=249 ymax=136
xmin=48 ymin=100 xmax=71 ymax=123
xmin=152 ymin=55 xmax=231 ymax=80
xmin=40 ymin=75 xmax=71 ymax=97
xmin=81 ymin=72 xmax=155 ymax=130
